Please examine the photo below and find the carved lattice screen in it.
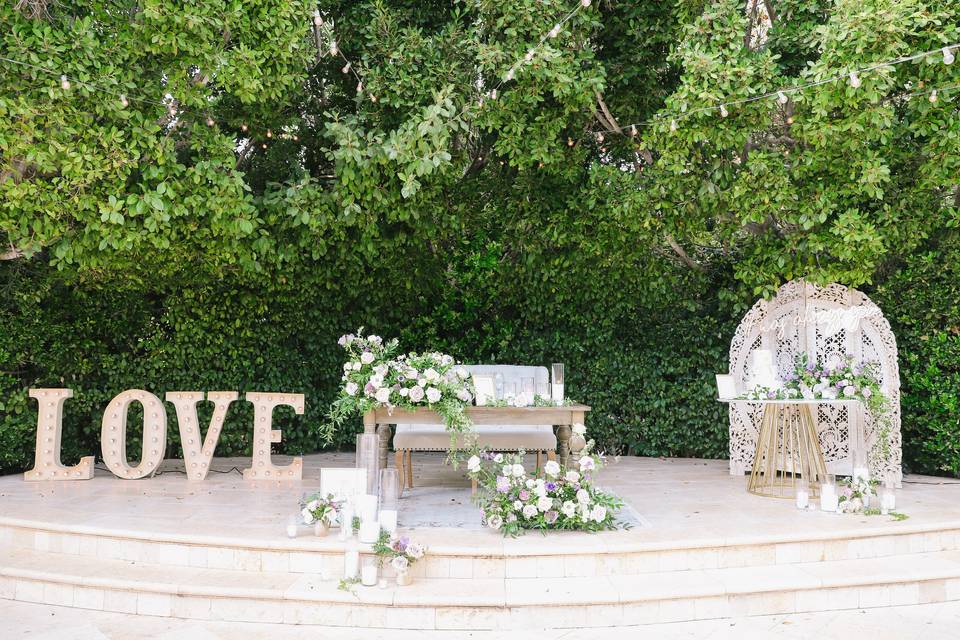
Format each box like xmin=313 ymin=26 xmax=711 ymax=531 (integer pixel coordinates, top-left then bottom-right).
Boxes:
xmin=728 ymin=280 xmax=901 ymax=483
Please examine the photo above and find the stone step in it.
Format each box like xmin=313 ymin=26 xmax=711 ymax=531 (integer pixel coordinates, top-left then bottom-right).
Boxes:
xmin=2 ymin=516 xmax=958 ymax=579
xmin=3 ymin=545 xmax=960 ymax=629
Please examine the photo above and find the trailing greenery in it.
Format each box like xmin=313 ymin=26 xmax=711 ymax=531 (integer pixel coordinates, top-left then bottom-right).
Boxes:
xmin=1 ymin=1 xmax=959 ymax=476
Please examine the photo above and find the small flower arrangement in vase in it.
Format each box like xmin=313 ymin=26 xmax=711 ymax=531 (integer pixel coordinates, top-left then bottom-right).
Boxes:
xmin=300 ymin=493 xmax=342 ymax=536
xmin=373 ymin=530 xmax=426 ymax=586
xmin=837 ymin=476 xmax=878 ymax=514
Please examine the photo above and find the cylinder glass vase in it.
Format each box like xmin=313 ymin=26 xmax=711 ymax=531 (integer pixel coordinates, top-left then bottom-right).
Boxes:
xmin=356 ymin=433 xmax=380 ymax=496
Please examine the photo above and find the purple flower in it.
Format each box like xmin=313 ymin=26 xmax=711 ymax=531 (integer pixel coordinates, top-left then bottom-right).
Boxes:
xmin=364 ymin=382 xmax=376 ymax=395
xmin=806 ymin=363 xmax=816 ymax=372
xmin=545 ymin=481 xmax=557 ymax=492
xmin=519 ymin=490 xmax=530 ymax=501
xmin=496 ymin=476 xmax=510 ymax=493
xmin=544 ymin=510 xmax=558 ymax=524
xmin=767 ymin=390 xmax=777 ymax=399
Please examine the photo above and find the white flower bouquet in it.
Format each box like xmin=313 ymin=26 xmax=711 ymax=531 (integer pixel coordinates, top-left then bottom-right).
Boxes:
xmin=325 ymin=328 xmax=476 ymax=449
xmin=299 ymin=492 xmax=342 ymax=526
xmin=373 ymin=530 xmax=426 ymax=573
xmin=467 ymin=441 xmax=623 ymax=537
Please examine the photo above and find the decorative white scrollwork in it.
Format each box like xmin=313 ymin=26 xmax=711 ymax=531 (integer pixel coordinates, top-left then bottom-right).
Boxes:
xmin=728 ymin=280 xmax=901 ymax=483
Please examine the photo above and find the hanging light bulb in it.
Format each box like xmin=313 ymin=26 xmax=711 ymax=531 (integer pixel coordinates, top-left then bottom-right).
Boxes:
xmin=849 ymin=71 xmax=861 ymax=88
xmin=786 ymin=116 xmax=794 ymax=125
xmin=505 ymin=68 xmax=515 ymax=81
xmin=595 ymin=132 xmax=604 ymax=143
xmin=370 ymin=94 xmax=378 ymax=103
xmin=524 ymin=49 xmax=535 ymax=63
xmin=549 ymin=25 xmax=561 ymax=38
xmin=329 ymin=40 xmax=339 ymax=56
xmin=168 ymin=103 xmax=177 ymax=116
xmin=580 ymin=0 xmax=591 ymax=6
xmin=206 ymin=116 xmax=215 ymax=127
xmin=719 ymin=104 xmax=729 ymax=118
xmin=292 ymin=134 xmax=299 ymax=142
xmin=490 ymin=89 xmax=498 ymax=100
xmin=944 ymin=46 xmax=956 ymax=65
xmin=241 ymin=123 xmax=249 ymax=132
xmin=567 ymin=137 xmax=574 ymax=146
xmin=119 ymin=94 xmax=129 ymax=108
xmin=261 ymin=143 xmax=268 ymax=149
xmin=629 ymin=124 xmax=637 ymax=137
xmin=342 ymin=62 xmax=351 ymax=74
xmin=777 ymin=91 xmax=788 ymax=104
xmin=313 ymin=10 xmax=323 ymax=26
xmin=670 ymin=119 xmax=677 ymax=132
xmin=929 ymin=89 xmax=938 ymax=103
xmin=266 ymin=129 xmax=273 ymax=138
xmin=60 ymin=75 xmax=71 ymax=90
xmin=356 ymin=81 xmax=364 ymax=94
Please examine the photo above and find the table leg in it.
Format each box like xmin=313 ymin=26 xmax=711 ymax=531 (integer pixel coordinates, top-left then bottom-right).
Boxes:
xmin=376 ymin=424 xmax=391 ymax=472
xmin=363 ymin=411 xmax=376 ymax=434
xmin=556 ymin=424 xmax=572 ymax=468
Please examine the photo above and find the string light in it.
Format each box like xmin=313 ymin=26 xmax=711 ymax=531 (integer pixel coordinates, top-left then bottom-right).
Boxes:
xmin=313 ymin=10 xmax=323 ymax=27
xmin=266 ymin=129 xmax=273 ymax=138
xmin=929 ymin=89 xmax=938 ymax=103
xmin=329 ymin=40 xmax=339 ymax=56
xmin=342 ymin=62 xmax=351 ymax=74
xmin=670 ymin=119 xmax=677 ymax=132
xmin=849 ymin=71 xmax=862 ymax=88
xmin=629 ymin=124 xmax=637 ymax=137
xmin=59 ymin=74 xmax=70 ymax=90
xmin=549 ymin=25 xmax=561 ymax=38
xmin=944 ymin=47 xmax=956 ymax=65
xmin=580 ymin=0 xmax=590 ymax=6
xmin=719 ymin=104 xmax=729 ymax=117
xmin=777 ymin=91 xmax=789 ymax=104
xmin=206 ymin=116 xmax=215 ymax=127
xmin=567 ymin=137 xmax=574 ymax=146
xmin=505 ymin=68 xmax=516 ymax=81
xmin=241 ymin=123 xmax=249 ymax=133
xmin=119 ymin=94 xmax=129 ymax=108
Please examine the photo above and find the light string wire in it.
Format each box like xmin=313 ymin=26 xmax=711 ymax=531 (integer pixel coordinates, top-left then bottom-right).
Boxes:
xmin=602 ymin=42 xmax=960 ymax=139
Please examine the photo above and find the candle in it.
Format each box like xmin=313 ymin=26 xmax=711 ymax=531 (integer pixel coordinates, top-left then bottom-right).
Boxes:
xmin=286 ymin=523 xmax=298 ymax=538
xmin=358 ymin=519 xmax=379 ymax=544
xmin=343 ymin=549 xmax=359 ymax=579
xmin=881 ymin=480 xmax=896 ymax=513
xmin=795 ymin=487 xmax=809 ymax=510
xmin=361 ymin=558 xmax=378 ymax=586
xmin=820 ymin=482 xmax=838 ymax=512
xmin=379 ymin=509 xmax=398 ymax=534
xmin=357 ymin=494 xmax=378 ymax=523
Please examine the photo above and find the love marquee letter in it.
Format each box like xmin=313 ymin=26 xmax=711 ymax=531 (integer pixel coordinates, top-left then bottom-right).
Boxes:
xmin=101 ymin=389 xmax=168 ymax=479
xmin=243 ymin=392 xmax=304 ymax=480
xmin=24 ymin=388 xmax=94 ymax=481
xmin=165 ymin=391 xmax=237 ymax=481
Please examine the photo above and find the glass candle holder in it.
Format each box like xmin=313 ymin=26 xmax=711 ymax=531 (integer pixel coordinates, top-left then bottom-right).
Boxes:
xmin=795 ymin=484 xmax=810 ymax=510
xmin=881 ymin=476 xmax=896 ymax=514
xmin=361 ymin=556 xmax=379 ymax=586
xmin=536 ymin=382 xmax=549 ymax=402
xmin=356 ymin=433 xmax=380 ymax=495
xmin=286 ymin=514 xmax=298 ymax=538
xmin=380 ymin=469 xmax=400 ymax=507
xmin=819 ymin=474 xmax=838 ymax=512
xmin=551 ymin=363 xmax=565 ymax=405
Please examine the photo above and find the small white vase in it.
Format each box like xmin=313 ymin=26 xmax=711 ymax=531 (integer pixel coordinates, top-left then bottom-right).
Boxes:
xmin=396 ymin=571 xmax=412 ymax=587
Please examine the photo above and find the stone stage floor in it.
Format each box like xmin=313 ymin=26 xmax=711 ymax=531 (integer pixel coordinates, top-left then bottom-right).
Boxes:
xmin=2 ymin=453 xmax=960 ymax=551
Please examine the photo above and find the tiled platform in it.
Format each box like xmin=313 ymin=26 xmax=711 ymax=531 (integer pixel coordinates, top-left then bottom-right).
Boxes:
xmin=3 ymin=454 xmax=960 ymax=629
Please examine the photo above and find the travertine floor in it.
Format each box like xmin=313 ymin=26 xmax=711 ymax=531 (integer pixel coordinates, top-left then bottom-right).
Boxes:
xmin=2 ymin=453 xmax=960 ymax=549
xmin=3 ymin=597 xmax=959 ymax=639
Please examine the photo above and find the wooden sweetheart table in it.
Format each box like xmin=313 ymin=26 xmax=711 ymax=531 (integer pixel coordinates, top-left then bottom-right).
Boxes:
xmin=363 ymin=404 xmax=591 ymax=471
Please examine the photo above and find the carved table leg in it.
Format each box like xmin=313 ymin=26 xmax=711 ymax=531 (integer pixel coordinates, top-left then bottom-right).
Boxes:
xmin=556 ymin=424 xmax=572 ymax=468
xmin=376 ymin=423 xmax=392 ymax=473
xmin=363 ymin=410 xmax=376 ymax=434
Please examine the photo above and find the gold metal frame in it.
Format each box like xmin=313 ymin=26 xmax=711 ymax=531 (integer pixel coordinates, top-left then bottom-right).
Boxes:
xmin=748 ymin=403 xmax=828 ymax=498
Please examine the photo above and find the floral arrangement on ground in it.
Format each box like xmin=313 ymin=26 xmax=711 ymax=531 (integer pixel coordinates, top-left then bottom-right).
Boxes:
xmin=325 ymin=329 xmax=475 ymax=447
xmin=373 ymin=530 xmax=426 ymax=574
xmin=743 ymin=353 xmax=893 ymax=465
xmin=299 ymin=492 xmax=342 ymax=526
xmin=467 ymin=442 xmax=623 ymax=537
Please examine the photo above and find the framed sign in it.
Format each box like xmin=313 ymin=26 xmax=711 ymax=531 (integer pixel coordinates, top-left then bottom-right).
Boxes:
xmin=472 ymin=374 xmax=496 ymax=406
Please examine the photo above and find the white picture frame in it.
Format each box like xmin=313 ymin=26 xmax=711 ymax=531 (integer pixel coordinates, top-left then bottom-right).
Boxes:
xmin=472 ymin=374 xmax=496 ymax=406
xmin=715 ymin=374 xmax=738 ymax=399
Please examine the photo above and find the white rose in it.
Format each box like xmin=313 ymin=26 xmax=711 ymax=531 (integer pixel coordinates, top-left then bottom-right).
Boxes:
xmin=360 ymin=352 xmax=375 ymax=365
xmin=503 ymin=464 xmax=514 ymax=476
xmin=512 ymin=464 xmax=525 ymax=478
xmin=408 ymin=386 xmax=425 ymax=402
xmin=486 ymin=514 xmax=503 ymax=530
xmin=467 ymin=455 xmax=481 ymax=473
xmin=537 ymin=496 xmax=553 ymax=512
xmin=579 ymin=457 xmax=596 ymax=472
xmin=399 ymin=388 xmax=409 ymax=397
xmin=426 ymin=387 xmax=442 ymax=403
xmin=525 ymin=479 xmax=535 ymax=489
xmin=345 ymin=382 xmax=358 ymax=396
xmin=522 ymin=505 xmax=538 ymax=518
xmin=493 ymin=453 xmax=504 ymax=463
xmin=561 ymin=501 xmax=576 ymax=518
xmin=544 ymin=461 xmax=560 ymax=477
xmin=369 ymin=375 xmax=383 ymax=388
xmin=576 ymin=489 xmax=590 ymax=504
xmin=417 ymin=378 xmax=427 ymax=387
xmin=441 ymin=355 xmax=454 ymax=366
xmin=564 ymin=470 xmax=580 ymax=483
xmin=368 ymin=335 xmax=382 ymax=345
xmin=862 ymin=387 xmax=873 ymax=399
xmin=342 ymin=362 xmax=351 ymax=371
xmin=407 ymin=543 xmax=425 ymax=560
xmin=301 ymin=508 xmax=314 ymax=525
xmin=590 ymin=505 xmax=607 ymax=523
xmin=572 ymin=423 xmax=586 ymax=437
xmin=352 ymin=361 xmax=362 ymax=371
xmin=456 ymin=367 xmax=469 ymax=379
xmin=843 ymin=385 xmax=857 ymax=397
xmin=456 ymin=389 xmax=473 ymax=402
xmin=375 ymin=387 xmax=391 ymax=403
xmin=424 ymin=368 xmax=440 ymax=381
xmin=391 ymin=556 xmax=409 ymax=573
xmin=513 ymin=500 xmax=523 ymax=511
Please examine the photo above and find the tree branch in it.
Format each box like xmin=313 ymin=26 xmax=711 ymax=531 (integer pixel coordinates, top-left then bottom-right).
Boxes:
xmin=594 ymin=92 xmax=622 ymax=133
xmin=1 ymin=246 xmax=24 ymax=261
xmin=665 ymin=234 xmax=705 ymax=271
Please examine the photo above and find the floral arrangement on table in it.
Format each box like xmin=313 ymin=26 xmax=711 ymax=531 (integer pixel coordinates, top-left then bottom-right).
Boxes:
xmin=373 ymin=530 xmax=426 ymax=583
xmin=466 ymin=442 xmax=623 ymax=537
xmin=325 ymin=329 xmax=476 ymax=448
xmin=743 ymin=353 xmax=893 ymax=465
xmin=299 ymin=493 xmax=342 ymax=529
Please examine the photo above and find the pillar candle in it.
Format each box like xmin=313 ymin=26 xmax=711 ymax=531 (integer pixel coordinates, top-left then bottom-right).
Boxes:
xmin=361 ymin=559 xmax=378 ymax=586
xmin=358 ymin=519 xmax=379 ymax=544
xmin=357 ymin=494 xmax=378 ymax=523
xmin=344 ymin=549 xmax=359 ymax=580
xmin=795 ymin=487 xmax=809 ymax=510
xmin=819 ymin=483 xmax=838 ymax=512
xmin=379 ymin=509 xmax=398 ymax=534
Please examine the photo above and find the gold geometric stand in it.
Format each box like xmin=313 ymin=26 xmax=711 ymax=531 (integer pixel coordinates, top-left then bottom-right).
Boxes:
xmin=748 ymin=403 xmax=829 ymax=499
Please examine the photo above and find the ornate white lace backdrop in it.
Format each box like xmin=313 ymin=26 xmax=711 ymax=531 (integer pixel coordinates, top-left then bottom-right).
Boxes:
xmin=728 ymin=280 xmax=902 ymax=484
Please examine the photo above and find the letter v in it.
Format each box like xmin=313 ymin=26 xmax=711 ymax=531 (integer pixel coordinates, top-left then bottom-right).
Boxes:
xmin=166 ymin=391 xmax=237 ymax=481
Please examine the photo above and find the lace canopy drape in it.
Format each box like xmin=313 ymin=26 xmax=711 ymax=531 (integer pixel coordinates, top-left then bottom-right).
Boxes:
xmin=728 ymin=280 xmax=902 ymax=483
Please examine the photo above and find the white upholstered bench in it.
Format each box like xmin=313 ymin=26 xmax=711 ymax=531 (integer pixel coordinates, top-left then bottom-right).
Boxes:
xmin=391 ymin=365 xmax=557 ymax=490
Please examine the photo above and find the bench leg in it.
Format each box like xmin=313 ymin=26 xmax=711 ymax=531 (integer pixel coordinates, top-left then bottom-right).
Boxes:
xmin=405 ymin=451 xmax=413 ymax=489
xmin=471 ymin=478 xmax=477 ymax=495
xmin=536 ymin=451 xmax=542 ymax=472
xmin=394 ymin=450 xmax=405 ymax=494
